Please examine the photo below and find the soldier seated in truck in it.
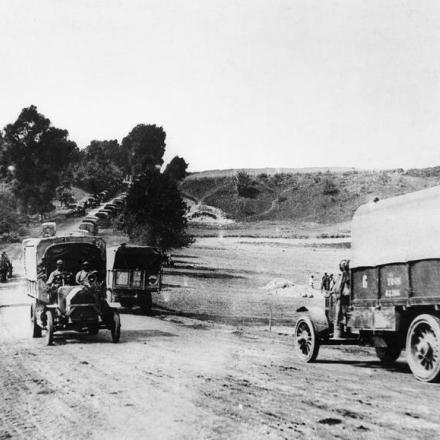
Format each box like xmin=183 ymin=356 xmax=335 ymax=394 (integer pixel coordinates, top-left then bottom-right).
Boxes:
xmin=47 ymin=259 xmax=72 ymax=287
xmin=75 ymin=261 xmax=92 ymax=285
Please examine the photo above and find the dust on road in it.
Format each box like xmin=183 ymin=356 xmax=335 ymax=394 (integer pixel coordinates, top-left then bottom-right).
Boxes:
xmin=1 ymin=274 xmax=439 ymax=440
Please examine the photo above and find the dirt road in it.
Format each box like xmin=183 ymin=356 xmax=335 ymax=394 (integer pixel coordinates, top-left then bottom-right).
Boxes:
xmin=1 ymin=274 xmax=439 ymax=440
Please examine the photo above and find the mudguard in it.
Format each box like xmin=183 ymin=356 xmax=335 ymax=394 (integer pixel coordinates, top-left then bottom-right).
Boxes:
xmin=106 ymin=290 xmax=121 ymax=309
xmin=296 ymin=305 xmax=330 ymax=338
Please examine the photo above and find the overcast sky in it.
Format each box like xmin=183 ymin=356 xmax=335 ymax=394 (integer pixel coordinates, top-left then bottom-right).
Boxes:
xmin=1 ymin=0 xmax=440 ymax=171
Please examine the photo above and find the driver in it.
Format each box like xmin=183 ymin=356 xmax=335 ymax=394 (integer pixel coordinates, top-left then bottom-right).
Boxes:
xmin=47 ymin=259 xmax=68 ymax=286
xmin=76 ymin=261 xmax=92 ymax=285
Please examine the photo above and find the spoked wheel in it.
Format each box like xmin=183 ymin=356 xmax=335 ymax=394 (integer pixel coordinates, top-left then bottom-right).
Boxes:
xmin=406 ymin=314 xmax=440 ymax=382
xmin=375 ymin=337 xmax=402 ymax=365
xmin=30 ymin=303 xmax=41 ymax=338
xmin=294 ymin=315 xmax=320 ymax=362
xmin=45 ymin=310 xmax=55 ymax=346
xmin=110 ymin=311 xmax=121 ymax=343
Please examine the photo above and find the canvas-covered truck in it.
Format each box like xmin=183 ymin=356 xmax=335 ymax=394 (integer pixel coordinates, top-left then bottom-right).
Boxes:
xmin=294 ymin=185 xmax=440 ymax=382
xmin=106 ymin=244 xmax=164 ymax=313
xmin=24 ymin=235 xmax=121 ymax=345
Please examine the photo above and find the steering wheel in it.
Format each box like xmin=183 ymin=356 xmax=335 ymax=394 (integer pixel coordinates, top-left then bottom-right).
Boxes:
xmin=86 ymin=271 xmax=99 ymax=284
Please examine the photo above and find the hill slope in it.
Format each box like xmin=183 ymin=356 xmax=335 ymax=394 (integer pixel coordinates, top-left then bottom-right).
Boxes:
xmin=181 ymin=168 xmax=440 ymax=224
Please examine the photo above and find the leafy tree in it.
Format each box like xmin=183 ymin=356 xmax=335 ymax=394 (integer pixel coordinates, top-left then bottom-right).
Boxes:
xmin=118 ymin=169 xmax=193 ymax=250
xmin=0 ymin=185 xmax=25 ymax=241
xmin=164 ymin=156 xmax=188 ymax=182
xmin=74 ymin=160 xmax=123 ymax=195
xmin=73 ymin=139 xmax=125 ymax=194
xmin=2 ymin=105 xmax=78 ymax=214
xmin=81 ymin=139 xmax=129 ymax=174
xmin=121 ymin=124 xmax=166 ymax=174
xmin=56 ymin=183 xmax=75 ymax=207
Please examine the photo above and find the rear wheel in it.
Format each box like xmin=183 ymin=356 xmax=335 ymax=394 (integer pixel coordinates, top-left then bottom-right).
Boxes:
xmin=375 ymin=337 xmax=402 ymax=365
xmin=294 ymin=315 xmax=320 ymax=362
xmin=30 ymin=303 xmax=41 ymax=338
xmin=406 ymin=314 xmax=440 ymax=382
xmin=111 ymin=311 xmax=121 ymax=343
xmin=45 ymin=311 xmax=54 ymax=346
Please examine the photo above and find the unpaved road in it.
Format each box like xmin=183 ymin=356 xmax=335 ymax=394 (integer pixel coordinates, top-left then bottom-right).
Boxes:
xmin=1 ymin=273 xmax=440 ymax=440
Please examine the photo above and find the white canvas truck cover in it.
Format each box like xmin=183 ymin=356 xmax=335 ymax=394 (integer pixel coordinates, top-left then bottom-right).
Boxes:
xmin=351 ymin=185 xmax=440 ymax=269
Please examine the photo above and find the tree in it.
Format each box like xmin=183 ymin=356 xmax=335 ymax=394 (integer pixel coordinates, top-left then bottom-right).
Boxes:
xmin=73 ymin=139 xmax=125 ymax=194
xmin=2 ymin=105 xmax=78 ymax=215
xmin=56 ymin=183 xmax=74 ymax=207
xmin=121 ymin=124 xmax=166 ymax=174
xmin=164 ymin=156 xmax=188 ymax=182
xmin=82 ymin=139 xmax=129 ymax=174
xmin=118 ymin=169 xmax=193 ymax=250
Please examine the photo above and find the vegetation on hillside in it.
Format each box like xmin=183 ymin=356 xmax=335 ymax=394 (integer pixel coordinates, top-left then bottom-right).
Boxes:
xmin=182 ymin=169 xmax=440 ymax=224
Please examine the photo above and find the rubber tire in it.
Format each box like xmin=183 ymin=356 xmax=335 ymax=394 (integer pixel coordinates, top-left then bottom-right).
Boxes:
xmin=375 ymin=339 xmax=402 ymax=365
xmin=111 ymin=311 xmax=121 ymax=343
xmin=294 ymin=315 xmax=320 ymax=363
xmin=139 ymin=293 xmax=152 ymax=315
xmin=45 ymin=311 xmax=54 ymax=346
xmin=31 ymin=303 xmax=42 ymax=338
xmin=406 ymin=314 xmax=440 ymax=382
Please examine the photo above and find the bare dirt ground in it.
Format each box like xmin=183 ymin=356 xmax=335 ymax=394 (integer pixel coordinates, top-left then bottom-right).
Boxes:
xmin=1 ymin=225 xmax=440 ymax=439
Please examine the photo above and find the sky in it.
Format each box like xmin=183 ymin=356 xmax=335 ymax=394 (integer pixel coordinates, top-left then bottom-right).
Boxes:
xmin=1 ymin=0 xmax=440 ymax=172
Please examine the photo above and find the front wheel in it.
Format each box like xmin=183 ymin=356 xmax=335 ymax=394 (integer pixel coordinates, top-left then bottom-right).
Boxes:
xmin=45 ymin=310 xmax=54 ymax=346
xmin=110 ymin=311 xmax=121 ymax=343
xmin=294 ymin=315 xmax=320 ymax=362
xmin=406 ymin=314 xmax=440 ymax=382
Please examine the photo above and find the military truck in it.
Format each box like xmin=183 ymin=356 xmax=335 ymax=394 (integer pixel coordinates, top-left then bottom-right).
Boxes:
xmin=294 ymin=186 xmax=440 ymax=382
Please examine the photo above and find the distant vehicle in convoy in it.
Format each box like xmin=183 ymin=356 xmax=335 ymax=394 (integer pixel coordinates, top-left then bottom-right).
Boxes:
xmin=71 ymin=204 xmax=86 ymax=217
xmin=112 ymin=198 xmax=125 ymax=208
xmin=85 ymin=196 xmax=100 ymax=209
xmin=106 ymin=244 xmax=164 ymax=313
xmin=294 ymin=186 xmax=440 ymax=382
xmin=41 ymin=222 xmax=57 ymax=238
xmin=95 ymin=211 xmax=110 ymax=227
xmin=78 ymin=221 xmax=99 ymax=236
xmin=104 ymin=203 xmax=118 ymax=214
xmin=24 ymin=235 xmax=121 ymax=345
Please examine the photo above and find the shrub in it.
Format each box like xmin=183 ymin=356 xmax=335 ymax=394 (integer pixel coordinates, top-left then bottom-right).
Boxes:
xmin=235 ymin=171 xmax=259 ymax=198
xmin=322 ymin=178 xmax=339 ymax=195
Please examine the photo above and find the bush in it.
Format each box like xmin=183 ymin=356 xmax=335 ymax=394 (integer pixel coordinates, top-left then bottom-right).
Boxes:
xmin=235 ymin=171 xmax=259 ymax=198
xmin=0 ymin=232 xmax=20 ymax=243
xmin=322 ymin=178 xmax=339 ymax=195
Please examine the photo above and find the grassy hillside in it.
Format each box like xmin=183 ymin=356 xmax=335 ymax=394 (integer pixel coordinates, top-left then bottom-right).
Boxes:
xmin=181 ymin=168 xmax=440 ymax=224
